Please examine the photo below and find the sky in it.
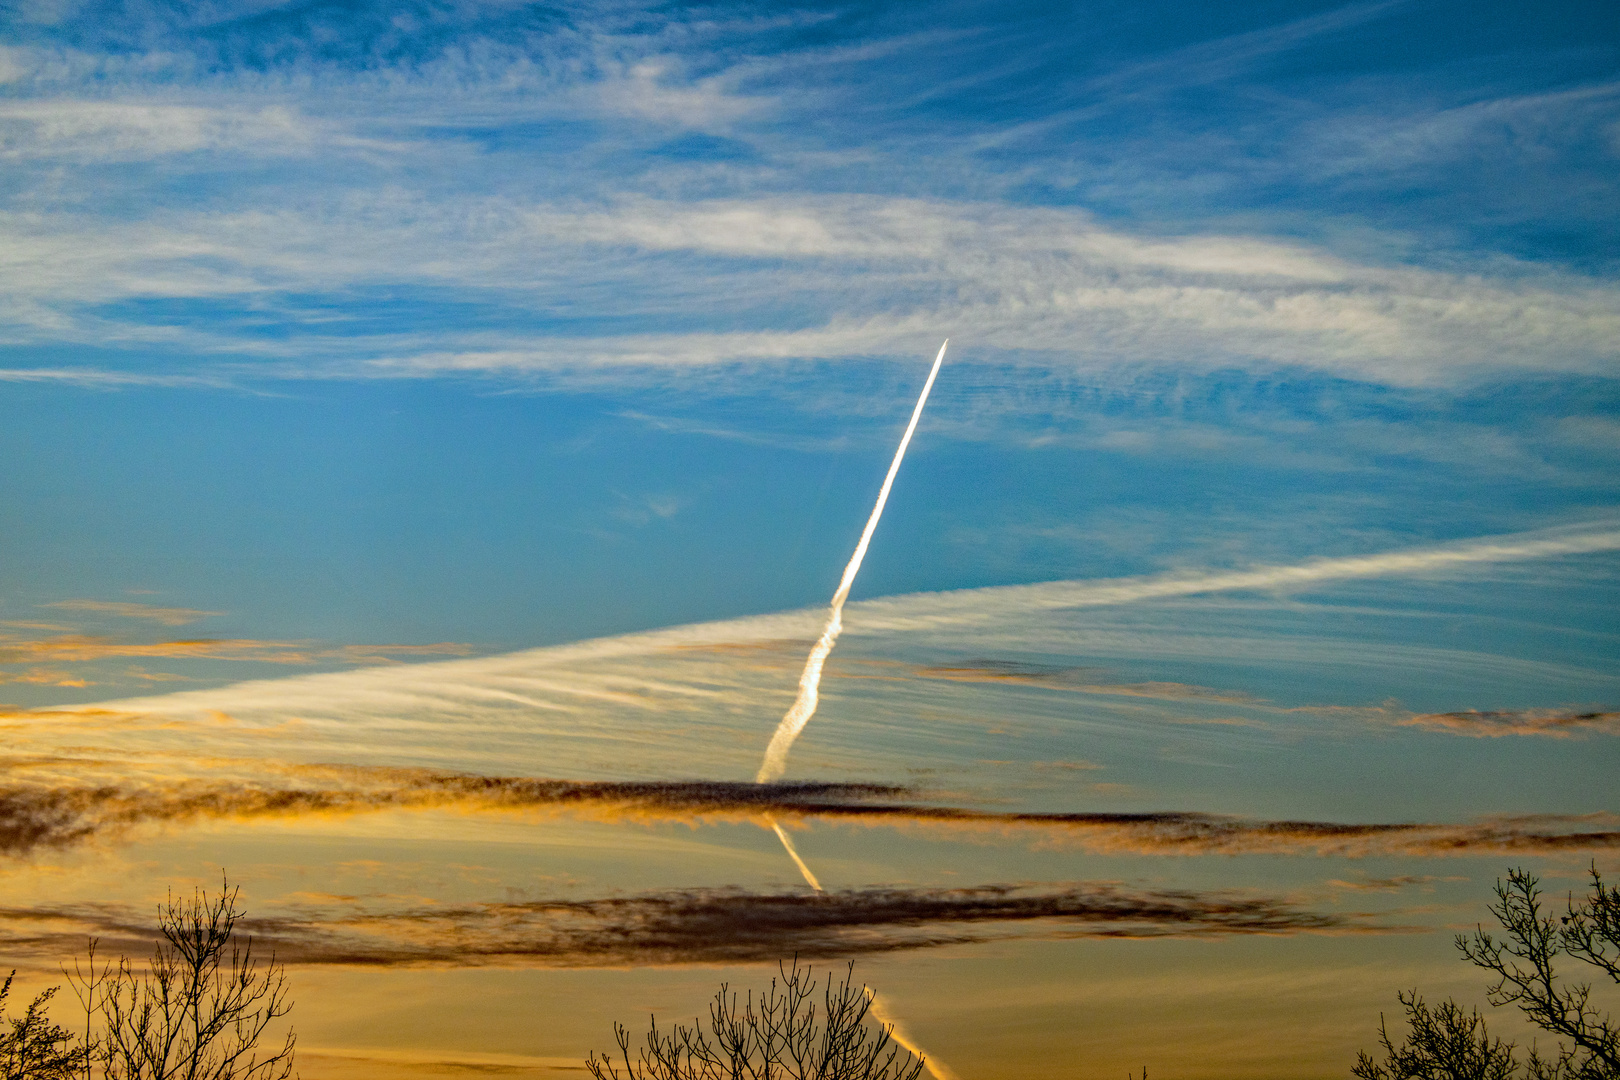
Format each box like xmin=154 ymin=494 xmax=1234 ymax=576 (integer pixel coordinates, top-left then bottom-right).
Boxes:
xmin=1 ymin=0 xmax=1618 ymax=1077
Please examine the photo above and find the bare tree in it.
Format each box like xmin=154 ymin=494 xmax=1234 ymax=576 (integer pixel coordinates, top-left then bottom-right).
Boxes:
xmin=1458 ymin=867 xmax=1619 ymax=1080
xmin=65 ymin=939 xmax=110 ymax=1080
xmin=1356 ymin=866 xmax=1620 ymax=1080
xmin=71 ymin=876 xmax=296 ymax=1080
xmin=586 ymin=959 xmax=926 ymax=1080
xmin=0 ymin=973 xmax=82 ymax=1080
xmin=1353 ymin=991 xmax=1525 ymax=1080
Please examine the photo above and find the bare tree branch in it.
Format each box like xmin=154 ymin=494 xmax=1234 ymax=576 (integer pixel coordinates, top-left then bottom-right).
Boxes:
xmin=586 ymin=959 xmax=925 ymax=1080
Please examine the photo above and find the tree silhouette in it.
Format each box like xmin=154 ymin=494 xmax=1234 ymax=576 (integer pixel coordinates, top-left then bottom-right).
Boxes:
xmin=1 ymin=875 xmax=301 ymax=1080
xmin=1356 ymin=865 xmax=1620 ymax=1080
xmin=85 ymin=877 xmax=296 ymax=1080
xmin=587 ymin=959 xmax=926 ymax=1080
xmin=1353 ymin=991 xmax=1522 ymax=1080
xmin=0 ymin=973 xmax=82 ymax=1080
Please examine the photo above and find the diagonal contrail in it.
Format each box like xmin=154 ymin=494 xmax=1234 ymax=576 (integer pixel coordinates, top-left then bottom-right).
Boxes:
xmin=756 ymin=340 xmax=948 ymax=786
xmin=867 ymin=989 xmax=963 ymax=1080
xmin=765 ymin=816 xmax=823 ymax=891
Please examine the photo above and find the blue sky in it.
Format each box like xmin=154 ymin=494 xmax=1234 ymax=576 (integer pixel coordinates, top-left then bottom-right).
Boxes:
xmin=1 ymin=3 xmax=1618 ymax=1076
xmin=2 ymin=0 xmax=1618 ymax=692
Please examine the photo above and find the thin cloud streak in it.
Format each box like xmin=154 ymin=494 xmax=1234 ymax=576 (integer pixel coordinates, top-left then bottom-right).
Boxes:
xmin=0 ymin=368 xmax=234 ymax=389
xmin=844 ymin=522 xmax=1620 ymax=632
xmin=0 ymin=634 xmax=472 ymax=665
xmin=43 ymin=600 xmax=223 ymax=626
xmin=911 ymin=663 xmax=1261 ymax=703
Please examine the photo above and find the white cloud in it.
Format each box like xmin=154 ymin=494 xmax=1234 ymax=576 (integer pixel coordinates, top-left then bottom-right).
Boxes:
xmin=0 ymin=97 xmax=435 ymax=162
xmin=0 ymin=367 xmax=233 ymax=388
xmin=588 ymin=58 xmax=770 ymax=129
xmin=1 ymin=194 xmax=1615 ymax=386
xmin=0 ymin=3 xmax=1613 ymax=392
xmin=0 ymin=101 xmax=304 ymax=160
xmin=0 ymin=48 xmax=30 ymax=85
xmin=42 ymin=520 xmax=1618 ymax=782
xmin=844 ymin=521 xmax=1620 ymax=633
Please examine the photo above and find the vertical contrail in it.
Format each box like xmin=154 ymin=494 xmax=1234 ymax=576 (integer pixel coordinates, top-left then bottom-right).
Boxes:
xmin=755 ymin=340 xmax=948 ymax=785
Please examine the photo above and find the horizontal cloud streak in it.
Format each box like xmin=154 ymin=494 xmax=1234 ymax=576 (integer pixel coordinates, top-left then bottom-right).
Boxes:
xmin=0 ymin=771 xmax=899 ymax=856
xmin=42 ymin=600 xmax=223 ymax=626
xmin=911 ymin=663 xmax=1260 ymax=703
xmin=0 ymin=766 xmax=1613 ymax=860
xmin=1401 ymin=709 xmax=1620 ymax=738
xmin=0 ymin=633 xmax=472 ymax=665
xmin=844 ymin=521 xmax=1620 ymax=632
xmin=0 ymin=882 xmax=1373 ymax=969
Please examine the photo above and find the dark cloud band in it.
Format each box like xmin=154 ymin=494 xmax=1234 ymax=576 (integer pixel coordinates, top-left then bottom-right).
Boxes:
xmin=1401 ymin=709 xmax=1620 ymax=738
xmin=0 ymin=766 xmax=1614 ymax=859
xmin=0 ymin=881 xmax=1374 ymax=970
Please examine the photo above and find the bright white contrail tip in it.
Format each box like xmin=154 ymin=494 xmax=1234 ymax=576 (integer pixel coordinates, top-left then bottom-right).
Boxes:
xmin=756 ymin=339 xmax=947 ymax=785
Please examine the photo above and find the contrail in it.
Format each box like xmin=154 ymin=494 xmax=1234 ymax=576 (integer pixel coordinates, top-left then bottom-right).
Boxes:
xmin=867 ymin=989 xmax=962 ymax=1080
xmin=766 ymin=816 xmax=823 ymax=892
xmin=756 ymin=340 xmax=948 ymax=785
xmin=848 ymin=522 xmax=1620 ymax=628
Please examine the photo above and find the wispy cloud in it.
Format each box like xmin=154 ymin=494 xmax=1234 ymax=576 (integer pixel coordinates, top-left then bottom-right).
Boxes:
xmin=0 ymin=634 xmax=472 ymax=665
xmin=43 ymin=600 xmax=223 ymax=626
xmin=911 ymin=662 xmax=1260 ymax=703
xmin=843 ymin=522 xmax=1620 ymax=632
xmin=0 ymin=368 xmax=235 ymax=389
xmin=2 ymin=195 xmax=1616 ymax=387
xmin=0 ymin=668 xmax=88 ymax=687
xmin=977 ymin=0 xmax=1412 ymax=149
xmin=0 ymin=0 xmax=1611 ymax=404
xmin=1325 ymin=874 xmax=1466 ymax=894
xmin=10 ymin=522 xmax=1605 ymax=787
xmin=0 ymin=101 xmax=323 ymax=161
xmin=1305 ymin=80 xmax=1620 ymax=182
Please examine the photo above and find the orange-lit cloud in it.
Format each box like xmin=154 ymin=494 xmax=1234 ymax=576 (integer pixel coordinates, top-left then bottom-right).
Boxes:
xmin=0 ymin=634 xmax=473 ymax=665
xmin=1325 ymin=875 xmax=1468 ymax=894
xmin=122 ymin=668 xmax=195 ymax=683
xmin=0 ymin=765 xmax=1614 ymax=860
xmin=43 ymin=600 xmax=224 ymax=626
xmin=1400 ymin=709 xmax=1620 ymax=738
xmin=911 ymin=662 xmax=1260 ymax=703
xmin=0 ymin=669 xmax=90 ymax=687
xmin=0 ymin=772 xmax=904 ymax=856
